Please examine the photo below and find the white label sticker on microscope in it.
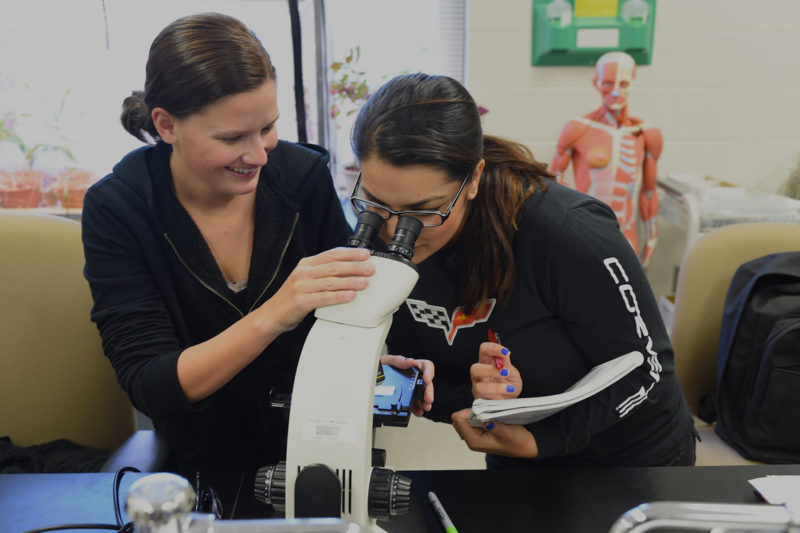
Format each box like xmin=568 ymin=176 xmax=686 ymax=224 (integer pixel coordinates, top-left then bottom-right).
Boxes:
xmin=302 ymin=417 xmax=358 ymax=442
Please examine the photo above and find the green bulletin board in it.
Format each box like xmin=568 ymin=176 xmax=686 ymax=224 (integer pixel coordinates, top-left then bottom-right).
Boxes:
xmin=532 ymin=0 xmax=656 ymax=66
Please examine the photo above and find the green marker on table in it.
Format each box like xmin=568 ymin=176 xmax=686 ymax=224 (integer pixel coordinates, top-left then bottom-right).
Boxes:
xmin=428 ymin=491 xmax=458 ymax=533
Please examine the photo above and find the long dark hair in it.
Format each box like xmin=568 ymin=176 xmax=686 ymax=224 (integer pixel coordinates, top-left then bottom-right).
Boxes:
xmin=120 ymin=12 xmax=276 ymax=142
xmin=352 ymin=73 xmax=553 ymax=312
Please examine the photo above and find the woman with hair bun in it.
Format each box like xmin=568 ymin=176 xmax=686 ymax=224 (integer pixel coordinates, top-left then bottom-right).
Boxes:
xmin=82 ymin=12 xmax=377 ymax=473
xmin=351 ymin=72 xmax=696 ymax=468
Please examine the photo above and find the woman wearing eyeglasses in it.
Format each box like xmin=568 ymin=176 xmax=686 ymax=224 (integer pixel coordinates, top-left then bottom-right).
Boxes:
xmin=350 ymin=73 xmax=696 ymax=467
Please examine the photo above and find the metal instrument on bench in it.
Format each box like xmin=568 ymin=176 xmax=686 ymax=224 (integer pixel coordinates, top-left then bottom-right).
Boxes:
xmin=609 ymin=501 xmax=800 ymax=532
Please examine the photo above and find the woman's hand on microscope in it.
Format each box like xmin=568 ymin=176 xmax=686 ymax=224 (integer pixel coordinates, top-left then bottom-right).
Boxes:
xmin=380 ymin=354 xmax=434 ymax=416
xmin=263 ymin=247 xmax=374 ymax=334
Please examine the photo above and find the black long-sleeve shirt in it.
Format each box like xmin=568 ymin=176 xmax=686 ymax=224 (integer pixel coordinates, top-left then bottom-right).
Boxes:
xmin=386 ymin=181 xmax=693 ymax=466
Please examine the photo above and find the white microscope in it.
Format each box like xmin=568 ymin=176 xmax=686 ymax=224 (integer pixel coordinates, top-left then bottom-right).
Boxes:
xmin=122 ymin=212 xmax=422 ymax=533
xmin=254 ymin=211 xmax=423 ymax=531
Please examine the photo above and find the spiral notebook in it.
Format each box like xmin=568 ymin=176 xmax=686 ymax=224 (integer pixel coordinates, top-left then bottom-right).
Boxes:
xmin=468 ymin=350 xmax=644 ymax=426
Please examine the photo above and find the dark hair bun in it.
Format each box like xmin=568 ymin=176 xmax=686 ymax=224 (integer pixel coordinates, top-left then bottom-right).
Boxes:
xmin=120 ymin=90 xmax=158 ymax=143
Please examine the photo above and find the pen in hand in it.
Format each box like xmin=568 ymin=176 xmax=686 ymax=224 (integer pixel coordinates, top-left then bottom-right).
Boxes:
xmin=428 ymin=491 xmax=458 ymax=533
xmin=488 ymin=329 xmax=504 ymax=371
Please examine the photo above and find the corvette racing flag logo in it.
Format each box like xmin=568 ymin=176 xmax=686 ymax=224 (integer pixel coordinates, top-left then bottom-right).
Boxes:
xmin=405 ymin=298 xmax=496 ymax=345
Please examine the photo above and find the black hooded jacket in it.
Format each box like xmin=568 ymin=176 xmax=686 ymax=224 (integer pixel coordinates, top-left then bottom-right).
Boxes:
xmin=82 ymin=140 xmax=351 ymax=472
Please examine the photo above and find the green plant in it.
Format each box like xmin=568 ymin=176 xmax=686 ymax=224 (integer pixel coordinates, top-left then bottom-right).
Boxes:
xmin=0 ymin=107 xmax=79 ymax=209
xmin=0 ymin=113 xmax=19 ymax=146
xmin=328 ymin=52 xmax=488 ymax=123
xmin=0 ymin=111 xmax=74 ymax=171
xmin=329 ymin=47 xmax=371 ymax=122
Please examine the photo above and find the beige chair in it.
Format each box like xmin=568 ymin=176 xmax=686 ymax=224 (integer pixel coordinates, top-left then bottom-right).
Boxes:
xmin=671 ymin=222 xmax=800 ymax=465
xmin=0 ymin=212 xmax=165 ymax=470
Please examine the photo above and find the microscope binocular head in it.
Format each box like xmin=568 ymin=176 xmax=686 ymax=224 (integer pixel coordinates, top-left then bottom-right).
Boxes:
xmin=347 ymin=211 xmax=423 ymax=263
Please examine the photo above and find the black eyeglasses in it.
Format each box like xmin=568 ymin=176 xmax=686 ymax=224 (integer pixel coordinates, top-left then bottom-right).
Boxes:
xmin=349 ymin=170 xmax=472 ymax=228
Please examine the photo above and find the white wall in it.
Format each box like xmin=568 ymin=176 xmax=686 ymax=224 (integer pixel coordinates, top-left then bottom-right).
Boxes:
xmin=466 ymin=0 xmax=800 ymax=192
xmin=0 ymin=0 xmax=306 ymax=180
xmin=466 ymin=0 xmax=800 ymax=300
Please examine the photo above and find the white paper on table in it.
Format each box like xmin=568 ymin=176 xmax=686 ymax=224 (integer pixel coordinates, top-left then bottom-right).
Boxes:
xmin=749 ymin=475 xmax=800 ymax=507
xmin=468 ymin=350 xmax=644 ymax=426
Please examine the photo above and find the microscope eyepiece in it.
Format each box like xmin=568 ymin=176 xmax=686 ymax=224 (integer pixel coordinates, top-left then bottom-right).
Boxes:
xmin=346 ymin=210 xmax=385 ymax=249
xmin=347 ymin=212 xmax=422 ymax=263
xmin=385 ymin=215 xmax=423 ymax=261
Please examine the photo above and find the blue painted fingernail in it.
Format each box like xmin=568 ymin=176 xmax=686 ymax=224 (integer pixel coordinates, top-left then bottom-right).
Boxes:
xmin=501 ymin=348 xmax=510 ymax=355
xmin=486 ymin=422 xmax=495 ymax=430
xmin=500 ymin=368 xmax=509 ymax=377
xmin=506 ymin=384 xmax=515 ymax=393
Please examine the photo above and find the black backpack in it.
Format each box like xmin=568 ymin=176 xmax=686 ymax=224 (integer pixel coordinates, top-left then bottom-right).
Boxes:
xmin=700 ymin=251 xmax=800 ymax=463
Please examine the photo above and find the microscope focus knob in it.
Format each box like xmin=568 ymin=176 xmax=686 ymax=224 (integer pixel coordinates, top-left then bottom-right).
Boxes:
xmin=254 ymin=461 xmax=287 ymax=511
xmin=125 ymin=472 xmax=196 ymax=532
xmin=368 ymin=468 xmax=412 ymax=519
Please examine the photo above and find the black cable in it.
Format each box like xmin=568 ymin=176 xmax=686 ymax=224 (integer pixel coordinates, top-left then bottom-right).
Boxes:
xmin=23 ymin=525 xmax=119 ymax=533
xmin=288 ymin=0 xmax=308 ymax=143
xmin=22 ymin=467 xmax=140 ymax=533
xmin=112 ymin=467 xmax=140 ymax=526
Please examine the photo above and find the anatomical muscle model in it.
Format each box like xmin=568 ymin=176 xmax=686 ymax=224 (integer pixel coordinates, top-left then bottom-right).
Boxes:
xmin=550 ymin=51 xmax=663 ymax=266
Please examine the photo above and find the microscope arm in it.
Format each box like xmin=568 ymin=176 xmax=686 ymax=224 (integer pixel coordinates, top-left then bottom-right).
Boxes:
xmin=284 ymin=254 xmax=418 ymax=527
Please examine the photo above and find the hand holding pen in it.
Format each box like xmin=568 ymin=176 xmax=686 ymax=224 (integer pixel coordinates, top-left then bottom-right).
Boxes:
xmin=471 ymin=330 xmax=522 ymax=401
xmin=487 ymin=329 xmax=505 ymax=371
xmin=451 ymin=330 xmax=535 ymax=457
